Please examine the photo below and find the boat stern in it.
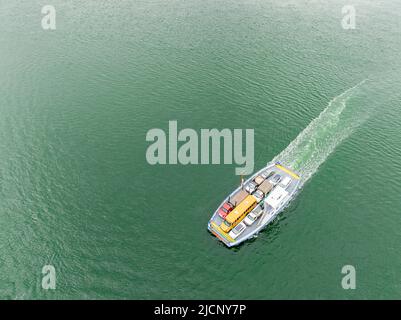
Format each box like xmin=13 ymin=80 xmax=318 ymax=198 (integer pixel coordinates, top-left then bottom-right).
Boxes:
xmin=208 ymin=220 xmax=236 ymax=247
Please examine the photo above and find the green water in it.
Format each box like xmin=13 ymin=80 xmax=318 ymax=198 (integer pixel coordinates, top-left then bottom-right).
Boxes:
xmin=1 ymin=0 xmax=401 ymax=299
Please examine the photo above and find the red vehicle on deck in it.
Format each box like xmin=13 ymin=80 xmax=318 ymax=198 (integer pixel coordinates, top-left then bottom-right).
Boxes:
xmin=218 ymin=202 xmax=234 ymax=219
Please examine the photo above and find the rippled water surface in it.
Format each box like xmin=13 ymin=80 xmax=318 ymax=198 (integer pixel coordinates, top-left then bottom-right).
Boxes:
xmin=0 ymin=0 xmax=401 ymax=299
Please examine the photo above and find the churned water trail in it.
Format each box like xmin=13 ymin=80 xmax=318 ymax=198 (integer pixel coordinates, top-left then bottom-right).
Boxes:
xmin=273 ymin=79 xmax=368 ymax=184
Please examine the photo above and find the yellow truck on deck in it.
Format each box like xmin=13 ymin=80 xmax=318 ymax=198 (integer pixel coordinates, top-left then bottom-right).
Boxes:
xmin=220 ymin=195 xmax=257 ymax=233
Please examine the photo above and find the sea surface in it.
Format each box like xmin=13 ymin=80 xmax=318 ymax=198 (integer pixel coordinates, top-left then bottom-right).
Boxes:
xmin=0 ymin=0 xmax=400 ymax=299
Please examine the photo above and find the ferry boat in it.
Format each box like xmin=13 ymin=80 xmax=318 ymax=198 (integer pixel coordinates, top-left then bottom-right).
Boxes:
xmin=208 ymin=162 xmax=301 ymax=247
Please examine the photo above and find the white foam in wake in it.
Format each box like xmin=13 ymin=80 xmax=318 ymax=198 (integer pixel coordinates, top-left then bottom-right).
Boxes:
xmin=273 ymin=79 xmax=367 ymax=184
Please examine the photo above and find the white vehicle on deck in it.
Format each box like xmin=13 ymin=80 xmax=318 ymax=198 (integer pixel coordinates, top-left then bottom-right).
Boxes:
xmin=244 ymin=206 xmax=264 ymax=226
xmin=280 ymin=176 xmax=292 ymax=188
xmin=253 ymin=190 xmax=264 ymax=203
xmin=245 ymin=182 xmax=257 ymax=194
xmin=228 ymin=222 xmax=247 ymax=239
xmin=269 ymin=173 xmax=282 ymax=185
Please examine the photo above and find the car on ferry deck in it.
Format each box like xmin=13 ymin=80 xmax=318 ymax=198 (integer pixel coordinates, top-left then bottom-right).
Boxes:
xmin=245 ymin=182 xmax=257 ymax=194
xmin=253 ymin=190 xmax=264 ymax=203
xmin=228 ymin=222 xmax=247 ymax=239
xmin=218 ymin=202 xmax=234 ymax=219
xmin=244 ymin=206 xmax=264 ymax=226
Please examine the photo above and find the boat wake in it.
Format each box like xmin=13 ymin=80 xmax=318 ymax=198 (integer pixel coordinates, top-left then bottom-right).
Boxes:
xmin=273 ymin=79 xmax=368 ymax=185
